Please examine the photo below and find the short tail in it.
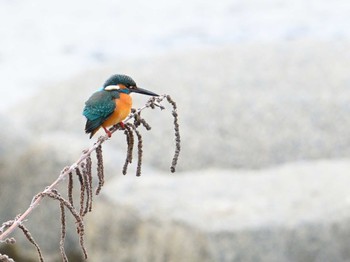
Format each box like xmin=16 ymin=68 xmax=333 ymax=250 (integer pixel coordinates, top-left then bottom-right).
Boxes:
xmin=85 ymin=120 xmax=101 ymax=139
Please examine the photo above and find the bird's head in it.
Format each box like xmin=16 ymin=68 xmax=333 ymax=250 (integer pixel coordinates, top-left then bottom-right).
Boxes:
xmin=103 ymin=74 xmax=158 ymax=96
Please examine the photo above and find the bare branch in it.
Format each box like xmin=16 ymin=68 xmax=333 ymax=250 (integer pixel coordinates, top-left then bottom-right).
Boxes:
xmin=0 ymin=94 xmax=180 ymax=260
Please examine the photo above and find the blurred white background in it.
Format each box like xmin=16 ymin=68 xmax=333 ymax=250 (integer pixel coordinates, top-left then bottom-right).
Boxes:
xmin=0 ymin=0 xmax=349 ymax=109
xmin=1 ymin=1 xmax=350 ymax=261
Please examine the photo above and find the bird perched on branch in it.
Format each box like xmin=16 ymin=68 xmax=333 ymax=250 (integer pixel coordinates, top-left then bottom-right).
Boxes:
xmin=83 ymin=74 xmax=158 ymax=138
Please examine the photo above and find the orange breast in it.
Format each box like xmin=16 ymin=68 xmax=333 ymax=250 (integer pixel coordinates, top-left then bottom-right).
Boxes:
xmin=102 ymin=93 xmax=132 ymax=128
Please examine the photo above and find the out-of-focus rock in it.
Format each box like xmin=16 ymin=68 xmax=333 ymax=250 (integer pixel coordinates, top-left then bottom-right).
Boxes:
xmin=86 ymin=201 xmax=212 ymax=262
xmin=0 ymin=113 xmax=30 ymax=221
xmin=0 ymin=113 xmax=28 ymax=157
xmin=85 ymin=160 xmax=350 ymax=261
xmin=10 ymin=40 xmax=350 ymax=171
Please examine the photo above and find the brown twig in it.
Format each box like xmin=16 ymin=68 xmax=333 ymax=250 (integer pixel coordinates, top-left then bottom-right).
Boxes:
xmin=81 ymin=162 xmax=90 ymax=216
xmin=59 ymin=201 xmax=68 ymax=262
xmin=68 ymin=172 xmax=74 ymax=207
xmin=95 ymin=145 xmax=104 ymax=195
xmin=130 ymin=124 xmax=143 ymax=177
xmin=85 ymin=155 xmax=93 ymax=213
xmin=39 ymin=191 xmax=87 ymax=259
xmin=166 ymin=95 xmax=181 ymax=173
xmin=122 ymin=124 xmax=134 ymax=175
xmin=133 ymin=111 xmax=152 ymax=130
xmin=75 ymin=167 xmax=85 ymax=217
xmin=18 ymin=223 xmax=44 ymax=262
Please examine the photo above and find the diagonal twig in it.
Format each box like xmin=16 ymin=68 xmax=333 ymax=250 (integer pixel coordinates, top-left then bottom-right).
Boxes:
xmin=0 ymin=94 xmax=168 ymax=242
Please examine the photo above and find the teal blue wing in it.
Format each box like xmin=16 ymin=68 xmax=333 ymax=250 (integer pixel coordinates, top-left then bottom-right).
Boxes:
xmin=83 ymin=91 xmax=118 ymax=137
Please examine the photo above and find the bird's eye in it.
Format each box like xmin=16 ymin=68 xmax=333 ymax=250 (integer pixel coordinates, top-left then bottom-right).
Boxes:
xmin=104 ymin=85 xmax=120 ymax=91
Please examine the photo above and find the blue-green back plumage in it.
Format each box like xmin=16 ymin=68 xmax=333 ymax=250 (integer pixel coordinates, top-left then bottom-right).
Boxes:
xmin=83 ymin=90 xmax=119 ymax=137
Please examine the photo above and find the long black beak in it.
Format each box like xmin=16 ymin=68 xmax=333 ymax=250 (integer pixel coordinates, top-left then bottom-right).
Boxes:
xmin=131 ymin=86 xmax=159 ymax=96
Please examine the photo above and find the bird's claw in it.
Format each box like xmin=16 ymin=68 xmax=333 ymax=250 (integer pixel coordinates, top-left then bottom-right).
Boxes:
xmin=119 ymin=122 xmax=125 ymax=129
xmin=103 ymin=126 xmax=112 ymax=138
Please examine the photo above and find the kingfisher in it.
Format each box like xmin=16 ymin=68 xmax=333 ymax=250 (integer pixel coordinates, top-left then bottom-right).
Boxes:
xmin=83 ymin=74 xmax=158 ymax=138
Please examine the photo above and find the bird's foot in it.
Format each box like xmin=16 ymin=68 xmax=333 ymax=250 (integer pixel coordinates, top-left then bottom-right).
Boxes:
xmin=112 ymin=122 xmax=125 ymax=130
xmin=103 ymin=126 xmax=112 ymax=138
xmin=119 ymin=122 xmax=125 ymax=129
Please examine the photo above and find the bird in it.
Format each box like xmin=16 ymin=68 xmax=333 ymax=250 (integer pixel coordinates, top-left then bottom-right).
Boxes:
xmin=83 ymin=74 xmax=158 ymax=138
